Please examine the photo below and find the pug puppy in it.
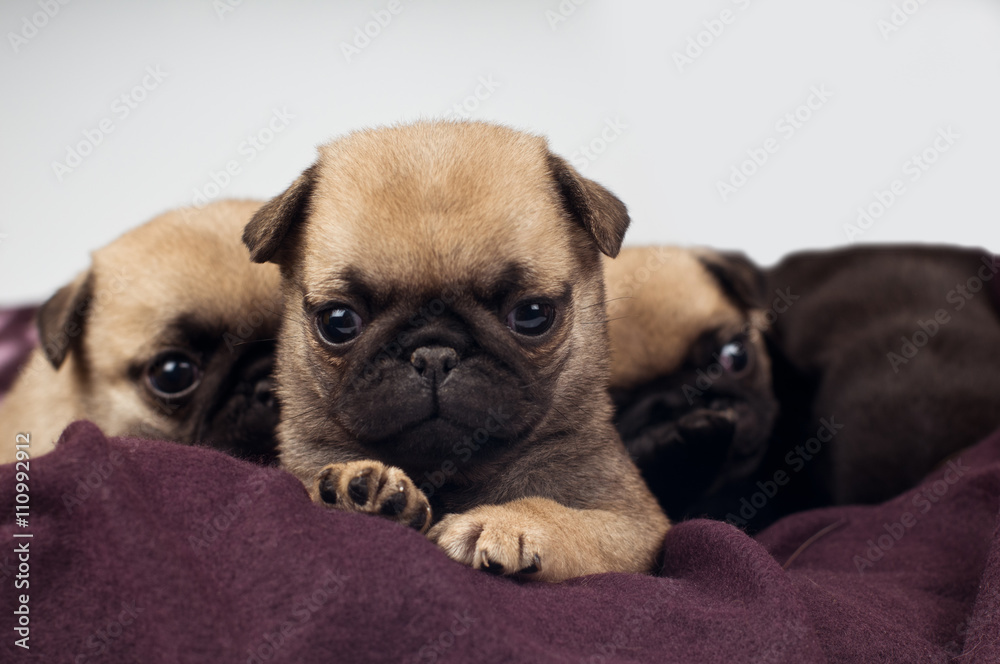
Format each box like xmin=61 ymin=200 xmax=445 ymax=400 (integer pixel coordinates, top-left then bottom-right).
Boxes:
xmin=0 ymin=200 xmax=282 ymax=465
xmin=242 ymin=121 xmax=670 ymax=582
xmin=605 ymin=247 xmax=779 ymax=521
xmin=607 ymin=244 xmax=1000 ymax=531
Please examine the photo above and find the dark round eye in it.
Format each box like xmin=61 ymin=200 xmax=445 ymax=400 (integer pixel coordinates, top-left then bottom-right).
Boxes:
xmin=506 ymin=302 xmax=555 ymax=336
xmin=317 ymin=307 xmax=364 ymax=344
xmin=719 ymin=340 xmax=750 ymax=375
xmin=147 ymin=352 xmax=200 ymax=397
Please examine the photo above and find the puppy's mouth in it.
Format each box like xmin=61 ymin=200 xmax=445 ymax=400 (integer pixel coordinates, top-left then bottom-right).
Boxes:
xmin=338 ymin=346 xmax=531 ymax=467
xmin=349 ymin=384 xmax=516 ymax=459
xmin=196 ymin=346 xmax=281 ymax=464
xmin=612 ymin=372 xmax=777 ymax=518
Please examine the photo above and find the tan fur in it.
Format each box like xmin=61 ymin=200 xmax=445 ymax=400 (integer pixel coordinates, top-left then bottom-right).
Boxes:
xmin=604 ymin=246 xmax=748 ymax=390
xmin=245 ymin=121 xmax=670 ymax=581
xmin=0 ymin=200 xmax=280 ymax=463
xmin=429 ymin=496 xmax=666 ymax=582
xmin=300 ymin=124 xmax=592 ymax=312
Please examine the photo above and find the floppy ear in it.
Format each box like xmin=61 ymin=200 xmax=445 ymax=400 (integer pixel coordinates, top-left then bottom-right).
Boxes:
xmin=37 ymin=270 xmax=93 ymax=369
xmin=547 ymin=154 xmax=630 ymax=258
xmin=698 ymin=251 xmax=765 ymax=311
xmin=243 ymin=164 xmax=318 ymax=264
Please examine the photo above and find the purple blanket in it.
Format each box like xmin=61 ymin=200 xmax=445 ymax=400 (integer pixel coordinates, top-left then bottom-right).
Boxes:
xmin=2 ymin=420 xmax=999 ymax=663
xmin=0 ymin=307 xmax=37 ymax=403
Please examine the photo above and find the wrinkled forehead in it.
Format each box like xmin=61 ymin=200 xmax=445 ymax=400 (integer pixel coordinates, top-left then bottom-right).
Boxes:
xmin=607 ymin=248 xmax=746 ymax=386
xmin=86 ymin=220 xmax=280 ymax=361
xmin=299 ymin=125 xmax=588 ymax=296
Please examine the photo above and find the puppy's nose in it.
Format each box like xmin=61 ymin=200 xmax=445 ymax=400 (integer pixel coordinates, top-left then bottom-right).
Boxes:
xmin=410 ymin=346 xmax=459 ymax=384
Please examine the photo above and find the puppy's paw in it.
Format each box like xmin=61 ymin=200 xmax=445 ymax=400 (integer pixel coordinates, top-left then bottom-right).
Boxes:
xmin=310 ymin=461 xmax=431 ymax=533
xmin=428 ymin=505 xmax=546 ymax=579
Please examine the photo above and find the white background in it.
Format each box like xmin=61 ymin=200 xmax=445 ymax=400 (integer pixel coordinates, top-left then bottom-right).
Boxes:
xmin=1 ymin=0 xmax=998 ymax=305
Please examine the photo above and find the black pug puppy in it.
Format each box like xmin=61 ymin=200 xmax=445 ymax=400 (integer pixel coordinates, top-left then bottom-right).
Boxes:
xmin=607 ymin=245 xmax=1000 ymax=531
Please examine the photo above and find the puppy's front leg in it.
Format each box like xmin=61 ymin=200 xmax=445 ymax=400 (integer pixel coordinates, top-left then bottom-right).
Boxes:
xmin=428 ymin=498 xmax=669 ymax=582
xmin=309 ymin=461 xmax=432 ymax=534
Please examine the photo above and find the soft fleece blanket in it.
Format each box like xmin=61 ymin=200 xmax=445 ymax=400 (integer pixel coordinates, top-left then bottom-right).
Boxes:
xmin=1 ymin=421 xmax=998 ymax=663
xmin=1 ymin=304 xmax=999 ymax=663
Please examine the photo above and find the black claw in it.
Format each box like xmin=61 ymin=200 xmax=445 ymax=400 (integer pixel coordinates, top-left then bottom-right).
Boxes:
xmin=482 ymin=559 xmax=505 ymax=575
xmin=519 ymin=554 xmax=542 ymax=575
xmin=348 ymin=471 xmax=371 ymax=506
xmin=381 ymin=490 xmax=407 ymax=516
xmin=318 ymin=474 xmax=339 ymax=505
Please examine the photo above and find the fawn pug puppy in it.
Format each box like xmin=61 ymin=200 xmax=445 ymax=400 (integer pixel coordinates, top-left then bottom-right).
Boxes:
xmin=0 ymin=200 xmax=282 ymax=465
xmin=243 ymin=121 xmax=670 ymax=582
xmin=605 ymin=247 xmax=779 ymax=521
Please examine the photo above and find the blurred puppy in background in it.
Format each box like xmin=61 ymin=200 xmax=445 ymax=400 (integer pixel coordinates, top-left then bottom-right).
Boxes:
xmin=605 ymin=247 xmax=778 ymax=522
xmin=606 ymin=245 xmax=1000 ymax=531
xmin=0 ymin=200 xmax=282 ymax=465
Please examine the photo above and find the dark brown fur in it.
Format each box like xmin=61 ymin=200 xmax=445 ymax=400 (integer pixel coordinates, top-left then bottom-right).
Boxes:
xmin=763 ymin=245 xmax=1000 ymax=507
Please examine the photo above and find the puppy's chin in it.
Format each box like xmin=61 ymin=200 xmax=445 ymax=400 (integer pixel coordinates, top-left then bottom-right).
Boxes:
xmin=362 ymin=418 xmax=500 ymax=466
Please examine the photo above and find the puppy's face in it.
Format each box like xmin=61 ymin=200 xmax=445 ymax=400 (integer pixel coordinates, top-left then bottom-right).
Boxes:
xmin=605 ymin=247 xmax=779 ymax=517
xmin=244 ymin=122 xmax=629 ymax=483
xmin=40 ymin=200 xmax=283 ymax=461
